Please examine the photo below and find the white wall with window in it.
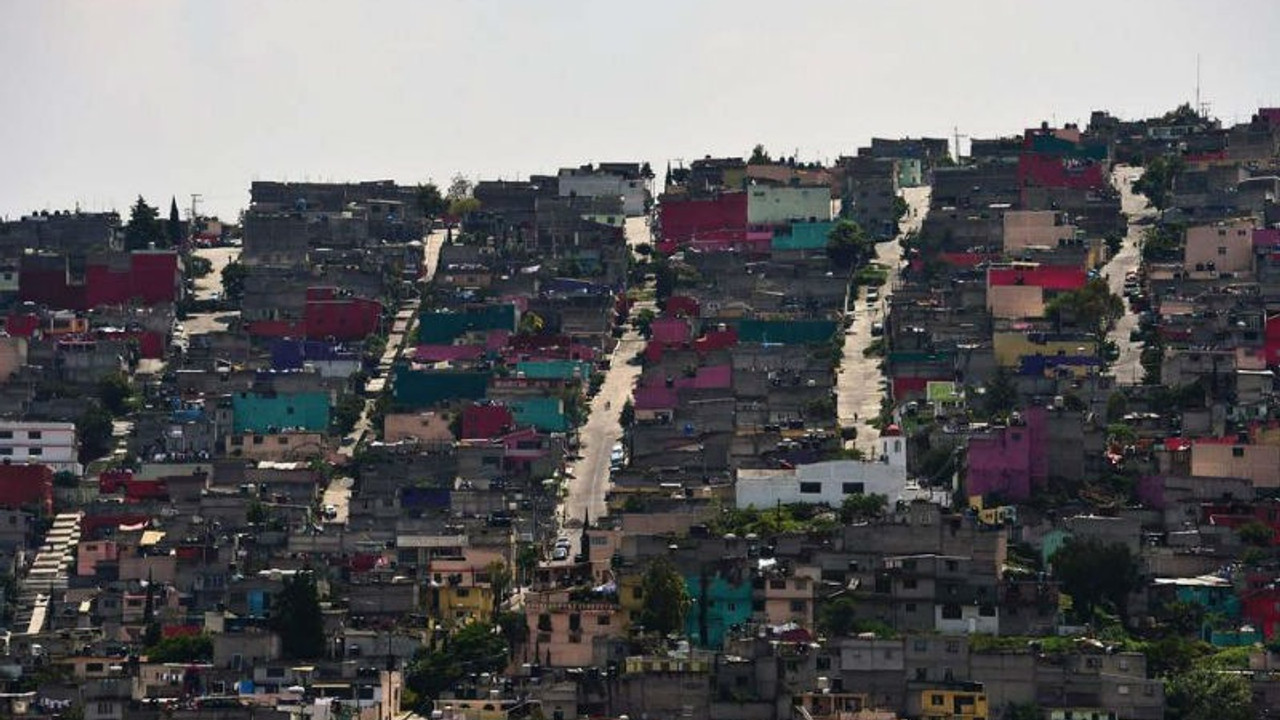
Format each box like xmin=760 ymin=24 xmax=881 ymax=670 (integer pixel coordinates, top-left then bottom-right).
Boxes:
xmin=0 ymin=421 xmax=79 ymax=473
xmin=735 ymin=460 xmax=907 ymax=509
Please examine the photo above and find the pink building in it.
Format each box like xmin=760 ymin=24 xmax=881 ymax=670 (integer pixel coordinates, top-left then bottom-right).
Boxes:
xmin=964 ymin=406 xmax=1048 ymax=501
xmin=1185 ymin=218 xmax=1256 ymax=274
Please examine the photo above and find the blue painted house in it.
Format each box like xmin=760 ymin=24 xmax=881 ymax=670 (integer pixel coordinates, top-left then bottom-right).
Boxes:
xmin=685 ymin=570 xmax=754 ymax=649
xmin=231 ymin=391 xmax=330 ymax=433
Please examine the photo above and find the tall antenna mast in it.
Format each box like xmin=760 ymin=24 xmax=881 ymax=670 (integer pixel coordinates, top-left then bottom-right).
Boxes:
xmin=953 ymin=126 xmax=968 ymax=163
xmin=1195 ymin=55 xmax=1201 ymax=116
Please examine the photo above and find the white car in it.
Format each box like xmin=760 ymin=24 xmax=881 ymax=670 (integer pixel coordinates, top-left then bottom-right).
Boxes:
xmin=552 ymin=546 xmax=569 ymax=561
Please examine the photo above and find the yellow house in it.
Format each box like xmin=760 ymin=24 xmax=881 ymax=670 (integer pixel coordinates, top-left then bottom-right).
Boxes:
xmin=428 ymin=552 xmax=508 ymax=627
xmin=920 ymin=688 xmax=988 ymax=720
xmin=993 ymin=331 xmax=1096 ymax=368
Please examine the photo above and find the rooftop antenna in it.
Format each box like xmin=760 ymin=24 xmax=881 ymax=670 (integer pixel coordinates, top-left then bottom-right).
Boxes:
xmin=1195 ymin=55 xmax=1211 ymax=118
xmin=190 ymin=194 xmax=202 ymax=222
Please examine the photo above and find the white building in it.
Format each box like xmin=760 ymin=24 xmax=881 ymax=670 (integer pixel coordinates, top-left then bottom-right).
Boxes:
xmin=735 ymin=456 xmax=908 ymax=510
xmin=0 ymin=421 xmax=80 ymax=474
xmin=558 ymin=166 xmax=651 ymax=217
xmin=745 ymin=185 xmax=832 ymax=226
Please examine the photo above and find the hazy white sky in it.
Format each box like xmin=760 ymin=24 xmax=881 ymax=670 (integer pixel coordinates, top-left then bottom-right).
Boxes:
xmin=3 ymin=0 xmax=1279 ymax=220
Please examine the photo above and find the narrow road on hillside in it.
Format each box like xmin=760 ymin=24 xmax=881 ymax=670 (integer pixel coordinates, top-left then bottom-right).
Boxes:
xmin=837 ymin=186 xmax=930 ymax=455
xmin=559 ymin=217 xmax=649 ymax=553
xmin=338 ymin=229 xmax=446 ymax=456
xmin=1105 ymin=166 xmax=1153 ymax=385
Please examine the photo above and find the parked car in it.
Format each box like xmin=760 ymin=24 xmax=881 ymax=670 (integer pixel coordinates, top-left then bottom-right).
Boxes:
xmin=871 ymin=321 xmax=884 ymax=336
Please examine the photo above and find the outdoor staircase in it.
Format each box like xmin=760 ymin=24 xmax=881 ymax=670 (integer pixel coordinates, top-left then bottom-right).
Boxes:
xmin=13 ymin=512 xmax=82 ymax=635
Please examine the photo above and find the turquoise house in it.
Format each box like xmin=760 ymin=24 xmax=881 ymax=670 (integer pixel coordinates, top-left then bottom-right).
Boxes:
xmin=738 ymin=319 xmax=838 ymax=345
xmin=418 ymin=304 xmax=516 ymax=344
xmin=772 ymin=221 xmax=835 ymax=252
xmin=685 ymin=571 xmax=754 ymax=649
xmin=516 ymin=360 xmax=593 ymax=381
xmin=509 ymin=397 xmax=568 ymax=432
xmin=232 ymin=391 xmax=330 ymax=433
xmin=394 ymin=367 xmax=490 ymax=408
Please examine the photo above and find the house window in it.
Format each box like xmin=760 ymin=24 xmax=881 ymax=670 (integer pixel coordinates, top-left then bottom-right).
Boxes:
xmin=790 ymin=600 xmax=806 ymax=613
xmin=903 ymin=578 xmax=917 ymax=589
xmin=1233 ymin=447 xmax=1245 ymax=457
xmin=27 ymin=430 xmax=41 ymax=440
xmin=278 ymin=436 xmax=289 ymax=444
xmin=799 ymin=482 xmax=822 ymax=494
xmin=569 ymin=614 xmax=581 ymax=631
xmin=0 ymin=431 xmax=12 ymax=439
xmin=1218 ymin=246 xmax=1227 ymax=256
xmin=27 ymin=447 xmax=41 ymax=456
xmin=913 ymin=639 xmax=928 ymax=651
xmin=286 ymin=406 xmax=295 ymax=415
xmin=946 ymin=641 xmax=960 ymax=653
xmin=979 ymin=604 xmax=996 ymax=617
xmin=931 ymin=694 xmax=944 ymax=706
xmin=945 ymin=560 xmax=958 ymax=571
xmin=842 ymin=482 xmax=865 ymax=494
xmin=0 ymin=449 xmax=12 ymax=456
xmin=597 ymin=615 xmax=611 ymax=626
xmin=770 ymin=579 xmax=787 ymax=590
xmin=905 ymin=602 xmax=917 ymax=612
xmin=86 ymin=662 xmax=104 ymax=673
xmin=253 ymin=435 xmax=264 ymax=445
xmin=816 ymin=655 xmax=832 ymax=671
xmin=941 ymin=604 xmax=962 ymax=619
xmin=455 ymin=588 xmax=470 ymax=598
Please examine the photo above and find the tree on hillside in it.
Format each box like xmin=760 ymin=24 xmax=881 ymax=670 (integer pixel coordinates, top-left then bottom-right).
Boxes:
xmin=639 ymin=556 xmax=691 ymax=636
xmin=97 ymin=372 xmax=134 ymax=416
xmin=1044 ymin=278 xmax=1124 ymax=342
xmin=447 ymin=173 xmax=474 ymax=201
xmin=1132 ymin=155 xmax=1185 ymax=211
xmin=221 ymin=260 xmax=248 ymax=303
xmin=76 ymin=404 xmax=115 ymax=464
xmin=1165 ymin=666 xmax=1253 ymax=720
xmin=840 ymin=493 xmax=888 ymax=523
xmin=405 ymin=622 xmax=509 ymax=706
xmin=748 ymin=144 xmax=772 ymax=165
xmin=168 ymin=197 xmax=185 ymax=247
xmin=269 ymin=572 xmax=325 ymax=659
xmin=416 ymin=182 xmax=448 ymax=218
xmin=125 ymin=195 xmax=164 ymax=250
xmin=826 ymin=219 xmax=873 ymax=271
xmin=1050 ymin=538 xmax=1138 ymax=622
xmin=487 ymin=560 xmax=512 ymax=616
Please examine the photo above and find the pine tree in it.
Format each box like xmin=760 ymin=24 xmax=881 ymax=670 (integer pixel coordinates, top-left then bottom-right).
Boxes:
xmin=168 ymin=197 xmax=184 ymax=246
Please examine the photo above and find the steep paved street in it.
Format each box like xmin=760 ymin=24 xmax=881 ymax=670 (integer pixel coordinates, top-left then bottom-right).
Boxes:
xmin=191 ymin=246 xmax=239 ymax=300
xmin=837 ymin=186 xmax=930 ymax=455
xmin=339 ymin=229 xmax=446 ymax=456
xmin=559 ymin=217 xmax=649 ymax=553
xmin=1105 ymin=166 xmax=1153 ymax=385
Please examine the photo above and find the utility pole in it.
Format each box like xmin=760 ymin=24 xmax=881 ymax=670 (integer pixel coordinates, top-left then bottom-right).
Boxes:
xmin=189 ymin=193 xmax=202 ymax=223
xmin=952 ymin=126 xmax=967 ymax=164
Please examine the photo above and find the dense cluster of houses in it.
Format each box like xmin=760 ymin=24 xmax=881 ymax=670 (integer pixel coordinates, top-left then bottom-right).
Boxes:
xmin=2 ymin=105 xmax=1280 ymax=719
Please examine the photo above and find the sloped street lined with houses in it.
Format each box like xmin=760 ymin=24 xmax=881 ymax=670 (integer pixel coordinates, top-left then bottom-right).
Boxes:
xmin=4 ymin=103 xmax=1280 ymax=720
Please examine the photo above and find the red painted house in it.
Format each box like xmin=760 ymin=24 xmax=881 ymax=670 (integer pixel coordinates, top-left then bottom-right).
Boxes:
xmin=1241 ymin=571 xmax=1280 ymax=640
xmin=664 ymin=296 xmax=701 ymax=318
xmin=304 ymin=287 xmax=382 ymax=341
xmin=0 ymin=462 xmax=54 ymax=515
xmin=247 ymin=287 xmax=383 ymax=341
xmin=1266 ymin=315 xmax=1280 ymax=366
xmin=462 ymin=404 xmax=515 ymax=440
xmin=658 ymin=192 xmax=748 ymax=245
xmin=18 ymin=251 xmax=180 ymax=311
xmin=988 ymin=265 xmax=1087 ymax=291
xmin=1016 ymin=154 xmax=1106 ymax=191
